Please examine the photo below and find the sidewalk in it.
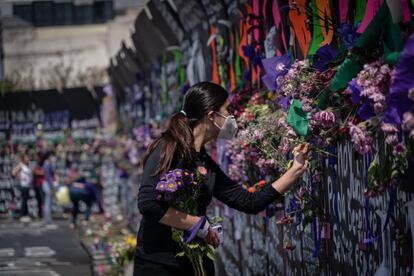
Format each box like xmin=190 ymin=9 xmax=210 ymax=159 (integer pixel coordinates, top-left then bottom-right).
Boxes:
xmin=0 ymin=219 xmax=92 ymax=276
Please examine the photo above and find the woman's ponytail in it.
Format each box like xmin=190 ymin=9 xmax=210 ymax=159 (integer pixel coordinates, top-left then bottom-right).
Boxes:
xmin=143 ymin=82 xmax=229 ymax=175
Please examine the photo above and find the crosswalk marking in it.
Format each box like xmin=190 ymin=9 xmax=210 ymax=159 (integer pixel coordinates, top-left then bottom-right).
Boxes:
xmin=24 ymin=247 xmax=56 ymax=258
xmin=0 ymin=248 xmax=15 ymax=257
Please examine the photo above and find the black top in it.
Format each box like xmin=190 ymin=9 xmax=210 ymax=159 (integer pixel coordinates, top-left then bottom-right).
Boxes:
xmin=135 ymin=143 xmax=282 ymax=267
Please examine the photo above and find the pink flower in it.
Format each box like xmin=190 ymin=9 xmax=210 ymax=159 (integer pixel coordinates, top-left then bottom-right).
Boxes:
xmin=279 ymin=137 xmax=290 ymax=154
xmin=369 ymin=92 xmax=385 ymax=103
xmin=312 ymin=111 xmax=336 ymax=128
xmin=393 ymin=143 xmax=406 ymax=157
xmin=257 ymin=158 xmax=266 ymax=167
xmin=380 ymin=123 xmax=398 ymax=133
xmin=373 ymin=102 xmax=385 ymax=113
xmin=348 ymin=123 xmax=373 ymax=154
xmin=287 ymin=127 xmax=297 ymax=137
xmin=277 ymin=117 xmax=288 ymax=128
xmin=197 ymin=166 xmax=208 ymax=176
xmin=409 ymin=87 xmax=414 ymax=101
xmin=253 ymin=129 xmax=264 ymax=140
xmin=380 ymin=64 xmax=391 ymax=75
xmin=402 ymin=112 xmax=414 ymax=131
xmin=301 ymin=98 xmax=313 ymax=112
xmin=385 ymin=134 xmax=398 ymax=145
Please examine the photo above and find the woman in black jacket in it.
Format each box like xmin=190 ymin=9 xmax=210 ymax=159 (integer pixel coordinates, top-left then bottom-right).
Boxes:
xmin=134 ymin=82 xmax=310 ymax=275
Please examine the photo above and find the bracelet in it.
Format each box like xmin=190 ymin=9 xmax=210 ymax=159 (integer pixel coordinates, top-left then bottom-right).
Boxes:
xmin=196 ymin=219 xmax=210 ymax=239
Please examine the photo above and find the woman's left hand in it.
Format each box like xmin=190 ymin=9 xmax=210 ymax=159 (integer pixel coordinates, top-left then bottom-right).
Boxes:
xmin=291 ymin=143 xmax=310 ymax=175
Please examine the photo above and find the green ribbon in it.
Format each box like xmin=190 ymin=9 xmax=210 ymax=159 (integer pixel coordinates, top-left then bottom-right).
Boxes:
xmin=329 ymin=2 xmax=403 ymax=93
xmin=355 ymin=0 xmax=367 ymax=25
xmin=308 ymin=0 xmax=324 ymax=56
xmin=287 ymin=99 xmax=309 ymax=137
xmin=234 ymin=29 xmax=242 ymax=86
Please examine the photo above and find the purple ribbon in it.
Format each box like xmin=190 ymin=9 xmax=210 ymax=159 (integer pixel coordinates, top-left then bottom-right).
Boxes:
xmin=183 ymin=216 xmax=206 ymax=244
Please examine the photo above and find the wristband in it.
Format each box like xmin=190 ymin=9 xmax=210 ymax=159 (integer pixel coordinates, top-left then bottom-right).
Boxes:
xmin=183 ymin=216 xmax=207 ymax=244
xmin=196 ymin=219 xmax=210 ymax=239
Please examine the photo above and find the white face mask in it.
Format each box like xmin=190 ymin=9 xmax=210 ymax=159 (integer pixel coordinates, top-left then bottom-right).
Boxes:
xmin=213 ymin=112 xmax=238 ymax=140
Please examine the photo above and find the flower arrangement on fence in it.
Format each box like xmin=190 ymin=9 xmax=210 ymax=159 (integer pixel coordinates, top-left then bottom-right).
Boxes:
xmin=224 ymin=35 xmax=414 ymax=248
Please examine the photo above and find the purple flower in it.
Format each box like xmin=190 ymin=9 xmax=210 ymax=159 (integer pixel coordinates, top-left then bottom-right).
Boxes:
xmin=313 ymin=45 xmax=337 ymax=72
xmin=165 ymin=181 xmax=178 ymax=192
xmin=278 ymin=96 xmax=291 ymax=110
xmin=172 ymin=169 xmax=184 ymax=179
xmin=384 ymin=33 xmax=414 ymax=125
xmin=176 ymin=180 xmax=184 ymax=188
xmin=182 ymin=170 xmax=193 ymax=185
xmin=357 ymin=101 xmax=375 ymax=120
xmin=166 ymin=173 xmax=176 ymax=182
xmin=348 ymin=79 xmax=362 ymax=104
xmin=261 ymin=54 xmax=292 ymax=91
xmin=338 ymin=23 xmax=358 ymax=50
xmin=156 ymin=181 xmax=167 ymax=192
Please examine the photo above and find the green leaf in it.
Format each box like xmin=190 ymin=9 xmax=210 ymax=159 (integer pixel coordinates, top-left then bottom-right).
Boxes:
xmin=188 ymin=243 xmax=200 ymax=249
xmin=176 ymin=252 xmax=185 ymax=257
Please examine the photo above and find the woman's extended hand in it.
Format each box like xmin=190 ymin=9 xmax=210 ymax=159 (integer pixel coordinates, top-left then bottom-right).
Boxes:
xmin=291 ymin=142 xmax=310 ymax=176
xmin=204 ymin=227 xmax=219 ymax=248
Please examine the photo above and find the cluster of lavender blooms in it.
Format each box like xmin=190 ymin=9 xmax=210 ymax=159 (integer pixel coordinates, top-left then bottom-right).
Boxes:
xmin=155 ymin=169 xmax=199 ymax=208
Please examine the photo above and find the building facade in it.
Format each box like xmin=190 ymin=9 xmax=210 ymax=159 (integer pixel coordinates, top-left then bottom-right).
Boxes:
xmin=0 ymin=0 xmax=147 ymax=90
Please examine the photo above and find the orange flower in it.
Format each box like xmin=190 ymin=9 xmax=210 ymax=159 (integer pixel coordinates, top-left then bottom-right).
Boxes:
xmin=247 ymin=187 xmax=256 ymax=193
xmin=257 ymin=180 xmax=266 ymax=188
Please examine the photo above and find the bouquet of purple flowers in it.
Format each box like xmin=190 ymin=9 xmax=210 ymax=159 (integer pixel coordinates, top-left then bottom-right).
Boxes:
xmin=155 ymin=168 xmax=218 ymax=276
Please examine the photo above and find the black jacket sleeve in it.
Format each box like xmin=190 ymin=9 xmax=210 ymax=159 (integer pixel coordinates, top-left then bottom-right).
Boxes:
xmin=137 ymin=145 xmax=169 ymax=221
xmin=210 ymin=157 xmax=282 ymax=214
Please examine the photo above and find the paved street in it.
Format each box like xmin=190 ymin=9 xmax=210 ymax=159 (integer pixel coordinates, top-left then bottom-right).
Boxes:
xmin=0 ymin=219 xmax=91 ymax=276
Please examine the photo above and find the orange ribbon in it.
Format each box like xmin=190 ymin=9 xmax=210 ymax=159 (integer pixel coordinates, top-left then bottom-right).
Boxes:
xmin=288 ymin=0 xmax=311 ymax=57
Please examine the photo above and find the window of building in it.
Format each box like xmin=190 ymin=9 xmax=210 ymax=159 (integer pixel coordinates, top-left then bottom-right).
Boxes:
xmin=33 ymin=1 xmax=54 ymax=26
xmin=13 ymin=4 xmax=33 ymax=23
xmin=93 ymin=1 xmax=113 ymax=23
xmin=13 ymin=0 xmax=114 ymax=27
xmin=74 ymin=4 xmax=93 ymax=25
xmin=54 ymin=3 xmax=74 ymax=25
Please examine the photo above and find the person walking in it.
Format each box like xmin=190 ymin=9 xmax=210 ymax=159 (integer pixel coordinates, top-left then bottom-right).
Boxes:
xmin=133 ymin=82 xmax=310 ymax=275
xmin=12 ymin=153 xmax=33 ymax=223
xmin=33 ymin=153 xmax=45 ymax=219
xmin=42 ymin=152 xmax=55 ymax=226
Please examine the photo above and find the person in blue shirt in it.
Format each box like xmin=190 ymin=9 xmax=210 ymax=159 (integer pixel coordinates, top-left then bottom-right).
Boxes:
xmin=41 ymin=152 xmax=55 ymax=226
xmin=68 ymin=170 xmax=104 ymax=228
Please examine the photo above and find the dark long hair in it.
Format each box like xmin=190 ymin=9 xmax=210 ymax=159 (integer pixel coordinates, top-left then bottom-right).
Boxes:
xmin=143 ymin=82 xmax=229 ymax=175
